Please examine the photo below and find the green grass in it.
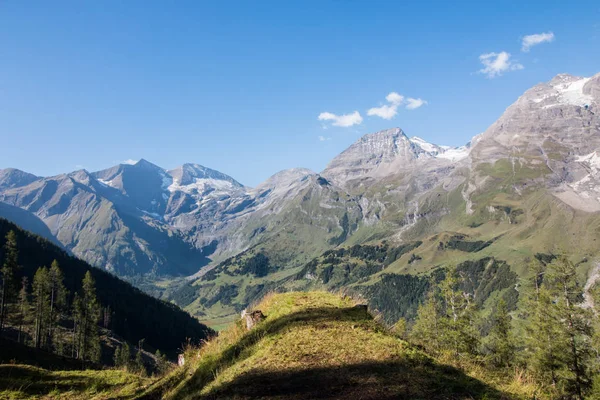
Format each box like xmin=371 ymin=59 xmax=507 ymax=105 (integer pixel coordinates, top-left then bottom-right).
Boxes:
xmin=0 ymin=364 xmax=151 ymax=399
xmin=139 ymin=292 xmax=535 ymax=400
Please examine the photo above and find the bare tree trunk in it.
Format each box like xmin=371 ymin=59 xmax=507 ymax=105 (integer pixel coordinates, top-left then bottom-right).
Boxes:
xmin=0 ymin=279 xmax=6 ymax=333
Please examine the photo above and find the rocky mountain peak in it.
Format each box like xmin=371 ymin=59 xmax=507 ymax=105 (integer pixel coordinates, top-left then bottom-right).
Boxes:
xmin=0 ymin=168 xmax=39 ymax=190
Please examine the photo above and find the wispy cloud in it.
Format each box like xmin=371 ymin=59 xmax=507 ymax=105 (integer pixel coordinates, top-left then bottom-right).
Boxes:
xmin=522 ymin=32 xmax=554 ymax=52
xmin=318 ymin=111 xmax=363 ymax=127
xmin=478 ymin=52 xmax=523 ymax=78
xmin=406 ymin=98 xmax=428 ymax=110
xmin=318 ymin=135 xmax=331 ymax=141
xmin=122 ymin=159 xmax=138 ymax=165
xmin=75 ymin=164 xmax=85 ymax=170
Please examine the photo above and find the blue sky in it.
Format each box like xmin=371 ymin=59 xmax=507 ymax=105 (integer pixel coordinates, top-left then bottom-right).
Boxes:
xmin=1 ymin=1 xmax=599 ymax=186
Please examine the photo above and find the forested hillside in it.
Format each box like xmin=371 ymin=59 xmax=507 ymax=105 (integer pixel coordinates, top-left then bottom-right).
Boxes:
xmin=0 ymin=218 xmax=214 ymax=359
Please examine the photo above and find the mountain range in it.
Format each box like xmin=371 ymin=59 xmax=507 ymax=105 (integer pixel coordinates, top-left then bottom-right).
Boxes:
xmin=1 ymin=72 xmax=600 ymax=325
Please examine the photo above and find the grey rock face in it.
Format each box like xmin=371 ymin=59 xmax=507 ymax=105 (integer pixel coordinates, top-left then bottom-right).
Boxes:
xmin=467 ymin=72 xmax=600 ymax=212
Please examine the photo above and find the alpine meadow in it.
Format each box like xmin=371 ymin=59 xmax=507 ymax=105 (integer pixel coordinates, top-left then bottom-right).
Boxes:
xmin=2 ymin=1 xmax=600 ymax=399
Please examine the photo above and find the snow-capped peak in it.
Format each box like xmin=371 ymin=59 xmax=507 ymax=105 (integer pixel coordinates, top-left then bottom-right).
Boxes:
xmin=409 ymin=136 xmax=470 ymax=161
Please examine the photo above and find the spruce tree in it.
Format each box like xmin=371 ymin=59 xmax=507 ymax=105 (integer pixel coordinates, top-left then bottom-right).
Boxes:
xmin=135 ymin=338 xmax=146 ymax=376
xmin=483 ymin=298 xmax=515 ymax=368
xmin=410 ymin=289 xmax=442 ymax=354
xmin=120 ymin=342 xmax=131 ymax=368
xmin=526 ymin=286 xmax=566 ymax=388
xmin=73 ymin=271 xmax=101 ymax=362
xmin=47 ymin=260 xmax=67 ymax=351
xmin=0 ymin=230 xmax=19 ymax=332
xmin=438 ymin=268 xmax=479 ymax=358
xmin=155 ymin=349 xmax=169 ymax=374
xmin=32 ymin=266 xmax=50 ymax=349
xmin=114 ymin=345 xmax=122 ymax=367
xmin=546 ymin=256 xmax=593 ymax=398
xmin=16 ymin=277 xmax=30 ymax=344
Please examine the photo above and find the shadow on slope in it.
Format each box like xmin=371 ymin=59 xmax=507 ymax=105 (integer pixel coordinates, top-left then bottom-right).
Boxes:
xmin=201 ymin=360 xmax=504 ymax=400
xmin=145 ymin=299 xmax=509 ymax=400
xmin=0 ymin=201 xmax=62 ymax=247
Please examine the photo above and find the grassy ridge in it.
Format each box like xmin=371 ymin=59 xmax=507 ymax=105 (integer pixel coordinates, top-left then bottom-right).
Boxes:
xmin=139 ymin=292 xmax=531 ymax=399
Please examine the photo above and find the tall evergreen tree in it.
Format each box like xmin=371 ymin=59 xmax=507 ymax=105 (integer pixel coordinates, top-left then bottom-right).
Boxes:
xmin=155 ymin=349 xmax=169 ymax=375
xmin=0 ymin=230 xmax=19 ymax=332
xmin=73 ymin=271 xmax=101 ymax=362
xmin=114 ymin=345 xmax=122 ymax=367
xmin=135 ymin=338 xmax=147 ymax=376
xmin=16 ymin=276 xmax=30 ymax=344
xmin=483 ymin=298 xmax=515 ymax=368
xmin=438 ymin=268 xmax=479 ymax=358
xmin=546 ymin=256 xmax=593 ymax=399
xmin=120 ymin=341 xmax=132 ymax=368
xmin=47 ymin=260 xmax=67 ymax=351
xmin=32 ymin=266 xmax=50 ymax=349
xmin=526 ymin=286 xmax=566 ymax=388
xmin=410 ymin=289 xmax=442 ymax=354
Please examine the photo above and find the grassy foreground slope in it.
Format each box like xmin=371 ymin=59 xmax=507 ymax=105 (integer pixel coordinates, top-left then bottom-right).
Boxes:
xmin=141 ymin=292 xmax=528 ymax=400
xmin=0 ymin=364 xmax=151 ymax=399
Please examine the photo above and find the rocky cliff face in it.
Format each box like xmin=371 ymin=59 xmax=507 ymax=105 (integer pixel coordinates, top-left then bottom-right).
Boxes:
xmin=467 ymin=73 xmax=600 ymax=212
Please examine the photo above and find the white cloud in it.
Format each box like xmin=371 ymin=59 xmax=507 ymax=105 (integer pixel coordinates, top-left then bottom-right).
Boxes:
xmin=122 ymin=159 xmax=138 ymax=165
xmin=318 ymin=111 xmax=363 ymax=127
xmin=367 ymin=91 xmax=404 ymax=119
xmin=367 ymin=104 xmax=398 ymax=119
xmin=368 ymin=91 xmax=426 ymax=118
xmin=478 ymin=52 xmax=524 ymax=78
xmin=385 ymin=92 xmax=404 ymax=105
xmin=318 ymin=136 xmax=331 ymax=141
xmin=522 ymin=32 xmax=554 ymax=52
xmin=406 ymin=98 xmax=428 ymax=110
xmin=75 ymin=164 xmax=85 ymax=170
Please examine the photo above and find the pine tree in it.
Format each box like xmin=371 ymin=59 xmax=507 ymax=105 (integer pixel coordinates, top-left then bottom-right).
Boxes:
xmin=120 ymin=342 xmax=131 ymax=368
xmin=526 ymin=286 xmax=566 ymax=388
xmin=483 ymin=298 xmax=515 ymax=368
xmin=47 ymin=260 xmax=67 ymax=352
xmin=73 ymin=271 xmax=101 ymax=362
xmin=410 ymin=289 xmax=442 ymax=354
xmin=546 ymin=256 xmax=593 ymax=399
xmin=32 ymin=266 xmax=50 ymax=349
xmin=155 ymin=349 xmax=169 ymax=374
xmin=438 ymin=268 xmax=479 ymax=358
xmin=16 ymin=277 xmax=30 ymax=344
xmin=528 ymin=257 xmax=546 ymax=301
xmin=0 ymin=230 xmax=19 ymax=332
xmin=392 ymin=317 xmax=407 ymax=340
xmin=135 ymin=338 xmax=146 ymax=376
xmin=114 ymin=345 xmax=122 ymax=367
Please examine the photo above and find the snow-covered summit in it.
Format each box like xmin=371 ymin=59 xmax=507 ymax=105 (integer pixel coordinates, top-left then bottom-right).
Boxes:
xmin=408 ymin=136 xmax=470 ymax=161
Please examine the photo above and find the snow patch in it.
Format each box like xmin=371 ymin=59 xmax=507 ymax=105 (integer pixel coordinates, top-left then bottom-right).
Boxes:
xmin=576 ymin=152 xmax=600 ymax=170
xmin=409 ymin=136 xmax=470 ymax=162
xmin=410 ymin=136 xmax=439 ymax=153
xmin=97 ymin=179 xmax=115 ymax=187
xmin=542 ymin=77 xmax=594 ymax=109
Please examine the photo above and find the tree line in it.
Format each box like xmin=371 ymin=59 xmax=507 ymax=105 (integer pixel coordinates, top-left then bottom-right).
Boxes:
xmin=0 ymin=230 xmax=102 ymax=363
xmin=403 ymin=255 xmax=600 ymax=399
